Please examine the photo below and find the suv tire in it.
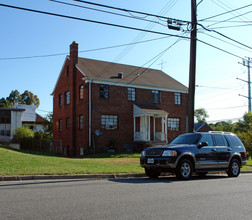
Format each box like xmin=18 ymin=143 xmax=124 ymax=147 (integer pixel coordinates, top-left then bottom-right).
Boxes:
xmin=145 ymin=168 xmax=161 ymax=179
xmin=176 ymin=159 xmax=193 ymax=180
xmin=227 ymin=159 xmax=240 ymax=177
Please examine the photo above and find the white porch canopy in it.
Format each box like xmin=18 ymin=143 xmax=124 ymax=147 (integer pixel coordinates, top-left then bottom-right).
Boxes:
xmin=133 ymin=103 xmax=168 ymax=143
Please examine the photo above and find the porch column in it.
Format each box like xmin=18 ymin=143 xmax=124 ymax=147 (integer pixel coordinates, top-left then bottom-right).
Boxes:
xmin=144 ymin=115 xmax=147 ymax=140
xmin=165 ymin=115 xmax=168 ymax=143
xmin=153 ymin=117 xmax=155 ymax=142
xmin=148 ymin=116 xmax=150 ymax=141
xmin=133 ymin=117 xmax=136 ymax=141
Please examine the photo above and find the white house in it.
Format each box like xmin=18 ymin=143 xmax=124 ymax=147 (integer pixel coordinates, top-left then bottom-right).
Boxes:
xmin=0 ymin=104 xmax=46 ymax=142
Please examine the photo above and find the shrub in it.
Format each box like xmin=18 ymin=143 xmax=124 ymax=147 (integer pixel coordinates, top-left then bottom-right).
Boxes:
xmin=14 ymin=127 xmax=34 ymax=140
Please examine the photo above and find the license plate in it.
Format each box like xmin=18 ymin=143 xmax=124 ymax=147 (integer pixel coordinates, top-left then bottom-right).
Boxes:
xmin=147 ymin=158 xmax=154 ymax=164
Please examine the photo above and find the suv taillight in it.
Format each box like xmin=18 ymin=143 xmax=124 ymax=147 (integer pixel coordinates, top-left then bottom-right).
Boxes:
xmin=245 ymin=148 xmax=247 ymax=157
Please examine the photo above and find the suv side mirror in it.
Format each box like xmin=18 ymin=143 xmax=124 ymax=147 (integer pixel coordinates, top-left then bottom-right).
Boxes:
xmin=198 ymin=142 xmax=208 ymax=148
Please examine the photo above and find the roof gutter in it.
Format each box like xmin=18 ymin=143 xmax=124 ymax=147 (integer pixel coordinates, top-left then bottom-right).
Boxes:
xmin=83 ymin=77 xmax=188 ymax=94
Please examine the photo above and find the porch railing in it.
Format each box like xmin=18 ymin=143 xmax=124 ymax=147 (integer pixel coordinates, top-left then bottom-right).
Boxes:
xmin=134 ymin=132 xmax=147 ymax=142
xmin=154 ymin=132 xmax=167 ymax=142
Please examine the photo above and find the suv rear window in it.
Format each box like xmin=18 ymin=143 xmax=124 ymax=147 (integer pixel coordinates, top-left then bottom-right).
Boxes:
xmin=225 ymin=135 xmax=244 ymax=147
xmin=213 ymin=134 xmax=228 ymax=146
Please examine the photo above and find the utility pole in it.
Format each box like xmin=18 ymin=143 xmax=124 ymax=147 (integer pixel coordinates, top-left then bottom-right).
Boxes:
xmin=187 ymin=0 xmax=197 ymax=133
xmin=238 ymin=57 xmax=252 ymax=112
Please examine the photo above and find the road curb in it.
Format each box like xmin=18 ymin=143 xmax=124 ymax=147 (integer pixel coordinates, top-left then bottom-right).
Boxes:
xmin=0 ymin=173 xmax=147 ymax=181
xmin=1 ymin=171 xmax=251 ymax=182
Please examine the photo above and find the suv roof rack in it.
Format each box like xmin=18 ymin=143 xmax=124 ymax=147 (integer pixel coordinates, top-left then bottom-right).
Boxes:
xmin=208 ymin=131 xmax=234 ymax=135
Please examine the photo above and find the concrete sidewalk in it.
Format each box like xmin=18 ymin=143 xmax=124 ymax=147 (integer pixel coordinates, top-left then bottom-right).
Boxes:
xmin=1 ymin=171 xmax=252 ymax=181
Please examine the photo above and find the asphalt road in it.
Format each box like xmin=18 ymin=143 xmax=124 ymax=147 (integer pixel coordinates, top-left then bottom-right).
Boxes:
xmin=1 ymin=174 xmax=252 ymax=220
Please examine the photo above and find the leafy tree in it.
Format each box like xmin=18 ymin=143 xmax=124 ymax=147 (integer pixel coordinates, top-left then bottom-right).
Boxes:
xmin=20 ymin=90 xmax=40 ymax=108
xmin=234 ymin=112 xmax=252 ymax=150
xmin=6 ymin=90 xmax=21 ymax=105
xmin=211 ymin=121 xmax=234 ymax=132
xmin=0 ymin=97 xmax=12 ymax=107
xmin=234 ymin=112 xmax=252 ymax=133
xmin=42 ymin=112 xmax=53 ymax=138
xmin=0 ymin=90 xmax=40 ymax=108
xmin=194 ymin=108 xmax=209 ymax=123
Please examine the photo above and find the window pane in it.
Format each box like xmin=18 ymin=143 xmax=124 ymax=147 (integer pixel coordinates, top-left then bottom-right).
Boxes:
xmin=79 ymin=85 xmax=84 ymax=100
xmin=175 ymin=93 xmax=181 ymax=105
xmin=128 ymin=88 xmax=135 ymax=101
xmin=59 ymin=94 xmax=62 ymax=107
xmin=79 ymin=115 xmax=83 ymax=130
xmin=152 ymin=90 xmax=160 ymax=103
xmin=101 ymin=115 xmax=118 ymax=130
xmin=168 ymin=118 xmax=180 ymax=131
xmin=100 ymin=84 xmax=109 ymax=99
xmin=65 ymin=91 xmax=70 ymax=104
xmin=59 ymin=119 xmax=62 ymax=132
xmin=200 ymin=134 xmax=213 ymax=146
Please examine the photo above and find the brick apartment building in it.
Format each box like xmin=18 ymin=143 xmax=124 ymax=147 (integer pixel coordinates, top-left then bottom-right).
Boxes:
xmin=52 ymin=42 xmax=188 ymax=156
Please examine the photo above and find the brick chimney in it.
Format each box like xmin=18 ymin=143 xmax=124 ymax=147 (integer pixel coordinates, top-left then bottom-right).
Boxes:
xmin=70 ymin=41 xmax=78 ymax=64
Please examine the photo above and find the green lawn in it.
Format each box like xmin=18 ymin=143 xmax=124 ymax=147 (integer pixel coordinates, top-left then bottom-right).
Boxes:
xmin=0 ymin=144 xmax=251 ymax=176
xmin=0 ymin=144 xmax=143 ymax=176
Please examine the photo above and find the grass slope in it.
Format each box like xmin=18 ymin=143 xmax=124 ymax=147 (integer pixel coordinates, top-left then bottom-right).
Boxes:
xmin=0 ymin=145 xmax=143 ymax=176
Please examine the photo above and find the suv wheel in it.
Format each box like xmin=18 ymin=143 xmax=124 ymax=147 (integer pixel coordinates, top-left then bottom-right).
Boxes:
xmin=176 ymin=159 xmax=193 ymax=180
xmin=227 ymin=159 xmax=240 ymax=177
xmin=145 ymin=168 xmax=161 ymax=179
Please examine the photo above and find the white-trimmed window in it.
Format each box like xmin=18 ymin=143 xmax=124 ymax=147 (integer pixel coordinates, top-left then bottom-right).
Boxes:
xmin=101 ymin=115 xmax=118 ymax=130
xmin=175 ymin=93 xmax=181 ymax=105
xmin=168 ymin=118 xmax=180 ymax=131
xmin=128 ymin=88 xmax=135 ymax=101
xmin=152 ymin=90 xmax=160 ymax=103
xmin=79 ymin=85 xmax=84 ymax=100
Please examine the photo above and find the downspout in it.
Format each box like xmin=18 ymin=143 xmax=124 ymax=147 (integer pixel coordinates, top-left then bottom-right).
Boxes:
xmin=89 ymin=80 xmax=92 ymax=148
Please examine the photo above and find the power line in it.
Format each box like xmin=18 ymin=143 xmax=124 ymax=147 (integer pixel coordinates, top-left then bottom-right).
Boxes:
xmin=198 ymin=23 xmax=252 ymax=50
xmin=199 ymin=3 xmax=252 ymax=21
xmin=209 ymin=23 xmax=252 ymax=30
xmin=206 ymin=10 xmax=252 ymax=28
xmin=49 ymin=0 xmax=167 ymax=27
xmin=0 ymin=3 xmax=247 ymax=61
xmin=197 ymin=38 xmax=243 ymax=60
xmin=72 ymin=0 xmax=190 ymax=24
xmin=207 ymin=105 xmax=247 ymax=111
xmin=0 ymin=36 xmax=170 ymax=60
xmin=200 ymin=32 xmax=252 ymax=53
xmin=0 ymin=3 xmax=191 ymax=39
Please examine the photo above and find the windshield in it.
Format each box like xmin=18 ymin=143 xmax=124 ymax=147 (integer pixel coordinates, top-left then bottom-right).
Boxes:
xmin=170 ymin=133 xmax=201 ymax=145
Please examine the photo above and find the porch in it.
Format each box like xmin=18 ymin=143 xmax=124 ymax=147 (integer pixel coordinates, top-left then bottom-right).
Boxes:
xmin=133 ymin=103 xmax=168 ymax=143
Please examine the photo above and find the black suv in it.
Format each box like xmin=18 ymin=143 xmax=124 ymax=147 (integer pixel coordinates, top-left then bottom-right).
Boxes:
xmin=140 ymin=132 xmax=247 ymax=180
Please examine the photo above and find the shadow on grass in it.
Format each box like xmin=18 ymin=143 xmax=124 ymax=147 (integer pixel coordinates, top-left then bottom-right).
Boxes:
xmin=0 ymin=144 xmax=64 ymax=158
xmin=0 ymin=143 xmax=140 ymax=159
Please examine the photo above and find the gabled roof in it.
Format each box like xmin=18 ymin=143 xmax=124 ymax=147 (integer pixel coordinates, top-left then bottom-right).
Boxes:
xmin=77 ymin=57 xmax=188 ymax=93
xmin=134 ymin=103 xmax=168 ymax=116
xmin=195 ymin=122 xmax=214 ymax=132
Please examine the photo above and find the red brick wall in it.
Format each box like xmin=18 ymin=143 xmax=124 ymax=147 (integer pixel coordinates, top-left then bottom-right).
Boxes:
xmin=53 ymin=69 xmax=188 ymax=155
xmin=53 ymin=57 xmax=90 ymax=156
xmin=53 ymin=58 xmax=187 ymax=155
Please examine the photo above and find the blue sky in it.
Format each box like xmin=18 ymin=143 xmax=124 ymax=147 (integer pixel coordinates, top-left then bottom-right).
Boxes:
xmin=0 ymin=0 xmax=251 ymax=122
